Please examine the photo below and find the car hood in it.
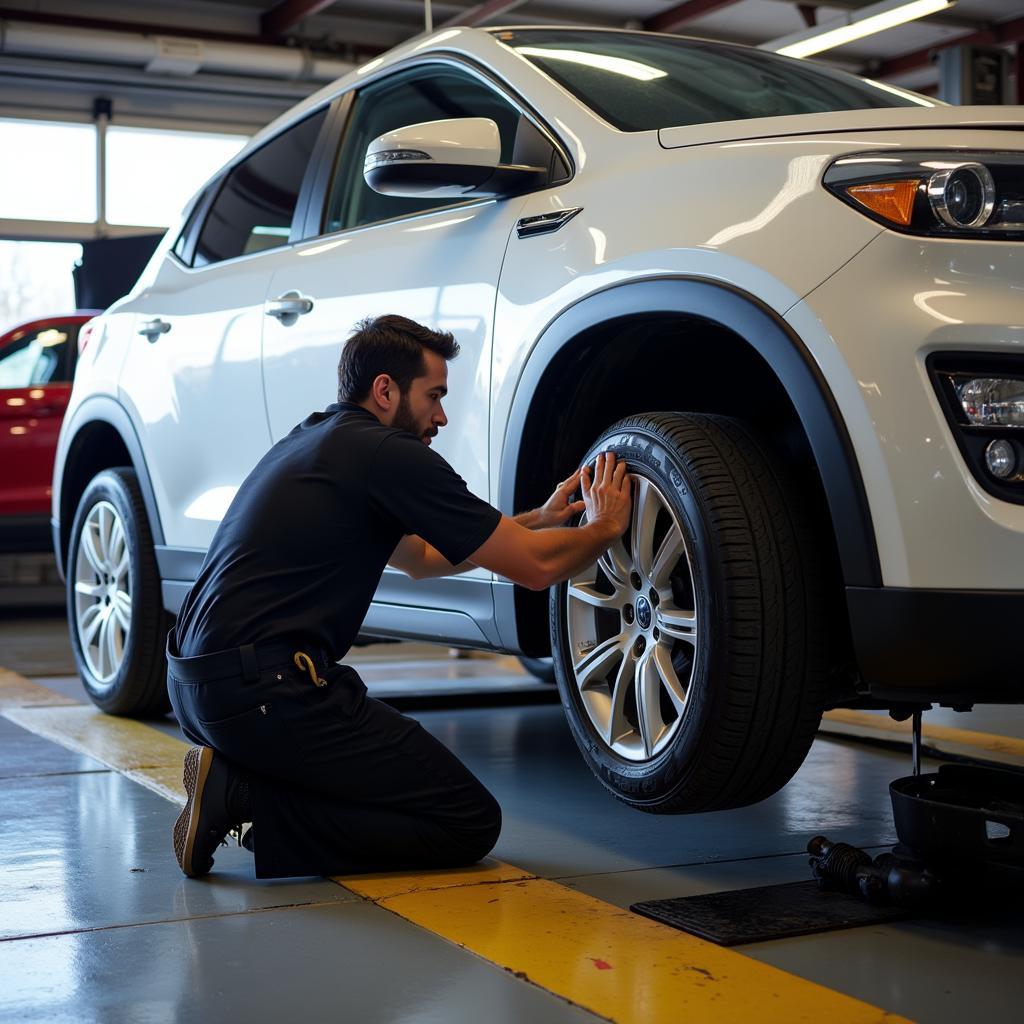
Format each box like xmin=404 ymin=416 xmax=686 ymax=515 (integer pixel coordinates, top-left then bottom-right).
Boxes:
xmin=658 ymin=105 xmax=1024 ymax=150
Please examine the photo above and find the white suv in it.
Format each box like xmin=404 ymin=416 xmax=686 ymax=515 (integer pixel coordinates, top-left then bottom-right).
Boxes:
xmin=53 ymin=26 xmax=1024 ymax=813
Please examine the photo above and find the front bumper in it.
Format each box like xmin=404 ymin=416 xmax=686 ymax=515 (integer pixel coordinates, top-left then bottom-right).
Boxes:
xmin=789 ymin=230 xmax=1024 ymax=591
xmin=847 ymin=586 xmax=1024 ymax=703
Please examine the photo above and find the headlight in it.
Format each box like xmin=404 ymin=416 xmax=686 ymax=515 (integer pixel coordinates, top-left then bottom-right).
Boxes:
xmin=955 ymin=376 xmax=1024 ymax=427
xmin=824 ymin=151 xmax=1024 ymax=240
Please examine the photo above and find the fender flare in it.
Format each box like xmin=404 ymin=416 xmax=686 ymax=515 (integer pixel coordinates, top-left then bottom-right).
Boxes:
xmin=54 ymin=396 xmax=165 ymax=572
xmin=498 ymin=276 xmax=882 ymax=588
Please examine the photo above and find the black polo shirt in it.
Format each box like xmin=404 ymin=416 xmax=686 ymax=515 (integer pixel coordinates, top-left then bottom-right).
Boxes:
xmin=174 ymin=402 xmax=502 ymax=660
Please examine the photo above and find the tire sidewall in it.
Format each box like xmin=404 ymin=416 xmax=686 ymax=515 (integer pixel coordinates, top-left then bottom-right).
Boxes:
xmin=551 ymin=421 xmax=729 ymax=808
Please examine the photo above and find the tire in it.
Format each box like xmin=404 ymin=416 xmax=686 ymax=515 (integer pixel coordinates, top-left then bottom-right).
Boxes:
xmin=550 ymin=412 xmax=828 ymax=813
xmin=517 ymin=656 xmax=557 ymax=684
xmin=66 ymin=468 xmax=172 ymax=717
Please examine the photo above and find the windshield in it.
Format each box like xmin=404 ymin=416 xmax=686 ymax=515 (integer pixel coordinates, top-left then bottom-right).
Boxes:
xmin=494 ymin=29 xmax=932 ymax=132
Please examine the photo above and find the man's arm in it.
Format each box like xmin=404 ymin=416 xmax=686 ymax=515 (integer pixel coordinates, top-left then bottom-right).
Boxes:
xmin=388 ymin=470 xmax=588 ymax=580
xmin=467 ymin=454 xmax=630 ymax=590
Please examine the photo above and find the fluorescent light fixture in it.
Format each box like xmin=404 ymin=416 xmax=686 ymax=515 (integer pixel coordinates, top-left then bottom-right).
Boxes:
xmin=516 ymin=46 xmax=667 ymax=81
xmin=762 ymin=0 xmax=956 ymax=60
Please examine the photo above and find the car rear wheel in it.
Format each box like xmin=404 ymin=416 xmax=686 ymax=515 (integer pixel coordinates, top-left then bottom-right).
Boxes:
xmin=550 ymin=412 xmax=829 ymax=813
xmin=67 ymin=468 xmax=171 ymax=716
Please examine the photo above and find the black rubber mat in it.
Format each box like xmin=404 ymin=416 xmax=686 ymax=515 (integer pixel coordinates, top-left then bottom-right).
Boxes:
xmin=631 ymin=880 xmax=911 ymax=945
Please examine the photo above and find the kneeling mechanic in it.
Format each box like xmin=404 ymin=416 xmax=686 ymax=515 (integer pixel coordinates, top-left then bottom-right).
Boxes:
xmin=168 ymin=314 xmax=631 ymax=878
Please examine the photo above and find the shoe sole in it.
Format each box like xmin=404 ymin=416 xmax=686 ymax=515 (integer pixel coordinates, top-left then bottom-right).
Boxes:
xmin=173 ymin=746 xmax=214 ymax=878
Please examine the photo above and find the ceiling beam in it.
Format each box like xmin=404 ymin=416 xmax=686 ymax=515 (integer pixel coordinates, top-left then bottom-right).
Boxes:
xmin=878 ymin=13 xmax=1024 ymax=78
xmin=644 ymin=0 xmax=743 ymax=34
xmin=441 ymin=0 xmax=532 ymax=29
xmin=261 ymin=1 xmax=337 ymax=38
xmin=0 ymin=6 xmax=277 ymax=47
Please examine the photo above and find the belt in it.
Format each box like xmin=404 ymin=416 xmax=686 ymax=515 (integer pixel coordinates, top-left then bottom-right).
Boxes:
xmin=166 ymin=628 xmax=332 ymax=686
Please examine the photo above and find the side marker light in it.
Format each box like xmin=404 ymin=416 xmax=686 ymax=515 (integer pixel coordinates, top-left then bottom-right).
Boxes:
xmin=846 ymin=179 xmax=920 ymax=226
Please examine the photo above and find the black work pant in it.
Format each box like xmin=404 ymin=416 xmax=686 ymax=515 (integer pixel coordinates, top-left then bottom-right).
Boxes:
xmin=166 ymin=632 xmax=501 ymax=879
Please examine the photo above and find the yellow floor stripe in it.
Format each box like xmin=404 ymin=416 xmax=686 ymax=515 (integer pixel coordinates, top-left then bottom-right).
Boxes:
xmin=0 ymin=668 xmax=78 ymax=709
xmin=0 ymin=667 xmax=909 ymax=1023
xmin=821 ymin=709 xmax=1024 ymax=768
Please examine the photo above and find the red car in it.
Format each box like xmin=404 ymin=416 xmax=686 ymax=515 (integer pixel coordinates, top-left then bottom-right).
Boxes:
xmin=0 ymin=311 xmax=101 ymax=552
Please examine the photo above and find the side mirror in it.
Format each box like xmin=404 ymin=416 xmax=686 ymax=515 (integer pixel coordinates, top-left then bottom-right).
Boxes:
xmin=364 ymin=117 xmax=547 ymax=199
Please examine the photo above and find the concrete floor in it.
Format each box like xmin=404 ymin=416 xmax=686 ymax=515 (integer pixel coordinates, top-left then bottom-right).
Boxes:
xmin=1 ymin=611 xmax=1022 ymax=1023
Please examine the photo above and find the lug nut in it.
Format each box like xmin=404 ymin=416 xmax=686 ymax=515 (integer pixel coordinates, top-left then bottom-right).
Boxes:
xmin=623 ymin=605 xmax=635 ymax=624
xmin=630 ymin=571 xmax=642 ymax=590
xmin=653 ymin=628 xmax=660 ymax=641
xmin=649 ymin=588 xmax=659 ymax=606
xmin=633 ymin=636 xmax=646 ymax=656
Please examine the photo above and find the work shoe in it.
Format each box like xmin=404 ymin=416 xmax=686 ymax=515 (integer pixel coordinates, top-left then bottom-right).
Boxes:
xmin=173 ymin=746 xmax=247 ymax=878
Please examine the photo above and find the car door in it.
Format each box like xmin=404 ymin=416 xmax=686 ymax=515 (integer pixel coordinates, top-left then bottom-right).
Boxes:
xmin=117 ymin=106 xmax=330 ymax=557
xmin=0 ymin=317 xmax=81 ymax=536
xmin=260 ymin=63 xmax=565 ymax=645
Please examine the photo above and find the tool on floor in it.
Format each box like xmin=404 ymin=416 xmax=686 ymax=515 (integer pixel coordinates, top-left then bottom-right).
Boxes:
xmin=631 ymin=709 xmax=1024 ymax=944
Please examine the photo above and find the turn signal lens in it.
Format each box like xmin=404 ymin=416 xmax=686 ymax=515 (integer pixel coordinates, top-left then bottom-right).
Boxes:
xmin=846 ymin=180 xmax=920 ymax=226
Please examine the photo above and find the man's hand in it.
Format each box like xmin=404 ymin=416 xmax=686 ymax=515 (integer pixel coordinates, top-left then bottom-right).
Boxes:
xmin=581 ymin=452 xmax=631 ymax=541
xmin=532 ymin=470 xmax=586 ymax=529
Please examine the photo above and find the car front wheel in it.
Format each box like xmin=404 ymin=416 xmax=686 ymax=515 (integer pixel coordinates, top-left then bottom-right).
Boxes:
xmin=550 ymin=412 xmax=829 ymax=813
xmin=67 ymin=468 xmax=171 ymax=716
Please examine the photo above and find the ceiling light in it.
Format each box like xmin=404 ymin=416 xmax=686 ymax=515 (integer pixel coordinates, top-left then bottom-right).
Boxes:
xmin=762 ymin=0 xmax=956 ymax=60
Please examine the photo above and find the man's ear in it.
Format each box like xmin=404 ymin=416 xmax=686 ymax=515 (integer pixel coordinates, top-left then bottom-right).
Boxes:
xmin=369 ymin=373 xmax=394 ymax=412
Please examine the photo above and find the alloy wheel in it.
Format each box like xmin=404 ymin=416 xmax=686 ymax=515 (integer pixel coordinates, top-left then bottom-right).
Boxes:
xmin=73 ymin=500 xmax=132 ymax=688
xmin=565 ymin=474 xmax=699 ymax=761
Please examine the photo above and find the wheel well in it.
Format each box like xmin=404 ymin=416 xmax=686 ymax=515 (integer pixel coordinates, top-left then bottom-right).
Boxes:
xmin=59 ymin=422 xmax=133 ymax=564
xmin=512 ymin=312 xmax=852 ymax=671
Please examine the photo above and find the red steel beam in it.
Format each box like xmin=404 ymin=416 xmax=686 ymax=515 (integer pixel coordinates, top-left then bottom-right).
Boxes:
xmin=441 ymin=0 xmax=532 ymax=29
xmin=644 ymin=0 xmax=744 ymax=34
xmin=262 ymin=0 xmax=337 ymax=38
xmin=878 ymin=13 xmax=1024 ymax=78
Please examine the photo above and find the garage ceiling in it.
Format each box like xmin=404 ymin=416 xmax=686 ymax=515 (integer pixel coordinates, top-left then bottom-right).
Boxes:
xmin=0 ymin=0 xmax=1021 ymax=131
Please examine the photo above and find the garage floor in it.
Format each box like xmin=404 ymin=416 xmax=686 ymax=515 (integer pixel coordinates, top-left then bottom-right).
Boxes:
xmin=1 ymin=612 xmax=1022 ymax=1023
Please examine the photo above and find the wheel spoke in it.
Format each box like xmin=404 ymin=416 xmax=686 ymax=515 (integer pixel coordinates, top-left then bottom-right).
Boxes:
xmin=112 ymin=590 xmax=132 ymax=631
xmin=629 ymin=477 xmax=661 ymax=575
xmin=106 ymin=610 xmax=123 ymax=670
xmin=81 ymin=603 xmax=104 ymax=646
xmin=597 ymin=539 xmax=630 ymax=589
xmin=635 ymin=652 xmax=665 ymax=758
xmin=80 ymin=524 xmax=105 ymax=577
xmin=74 ymin=580 xmax=104 ymax=599
xmin=652 ymin=642 xmax=688 ymax=715
xmin=606 ymin=649 xmax=636 ymax=746
xmin=97 ymin=505 xmax=113 ymax=566
xmin=574 ymin=632 xmax=627 ymax=687
xmin=658 ymin=604 xmax=698 ymax=645
xmin=650 ymin=525 xmax=684 ymax=588
xmin=113 ymin=548 xmax=130 ymax=581
xmin=97 ymin=612 xmax=111 ymax=677
xmin=567 ymin=580 xmax=620 ymax=610
xmin=108 ymin=517 xmax=126 ymax=569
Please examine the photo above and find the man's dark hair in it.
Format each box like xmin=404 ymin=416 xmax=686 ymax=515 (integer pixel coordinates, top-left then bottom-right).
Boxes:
xmin=337 ymin=315 xmax=459 ymax=403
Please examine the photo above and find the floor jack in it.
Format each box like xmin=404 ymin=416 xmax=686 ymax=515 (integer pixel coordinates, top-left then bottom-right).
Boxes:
xmin=632 ymin=710 xmax=1024 ymax=945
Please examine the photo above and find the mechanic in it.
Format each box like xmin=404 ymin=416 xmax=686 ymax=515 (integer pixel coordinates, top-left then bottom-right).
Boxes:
xmin=167 ymin=314 xmax=632 ymax=879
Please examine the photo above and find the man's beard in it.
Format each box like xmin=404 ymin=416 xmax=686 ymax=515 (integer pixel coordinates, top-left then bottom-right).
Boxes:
xmin=393 ymin=391 xmax=435 ymax=442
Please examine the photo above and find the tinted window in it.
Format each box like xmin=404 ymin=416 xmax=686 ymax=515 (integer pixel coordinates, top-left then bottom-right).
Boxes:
xmin=193 ymin=108 xmax=327 ymax=266
xmin=498 ymin=29 xmax=931 ymax=132
xmin=325 ymin=66 xmax=529 ymax=233
xmin=172 ymin=186 xmax=211 ymax=263
xmin=0 ymin=323 xmax=76 ymax=388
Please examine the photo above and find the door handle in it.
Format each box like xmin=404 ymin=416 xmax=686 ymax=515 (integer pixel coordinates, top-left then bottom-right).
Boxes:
xmin=266 ymin=291 xmax=314 ymax=327
xmin=138 ymin=318 xmax=171 ymax=342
